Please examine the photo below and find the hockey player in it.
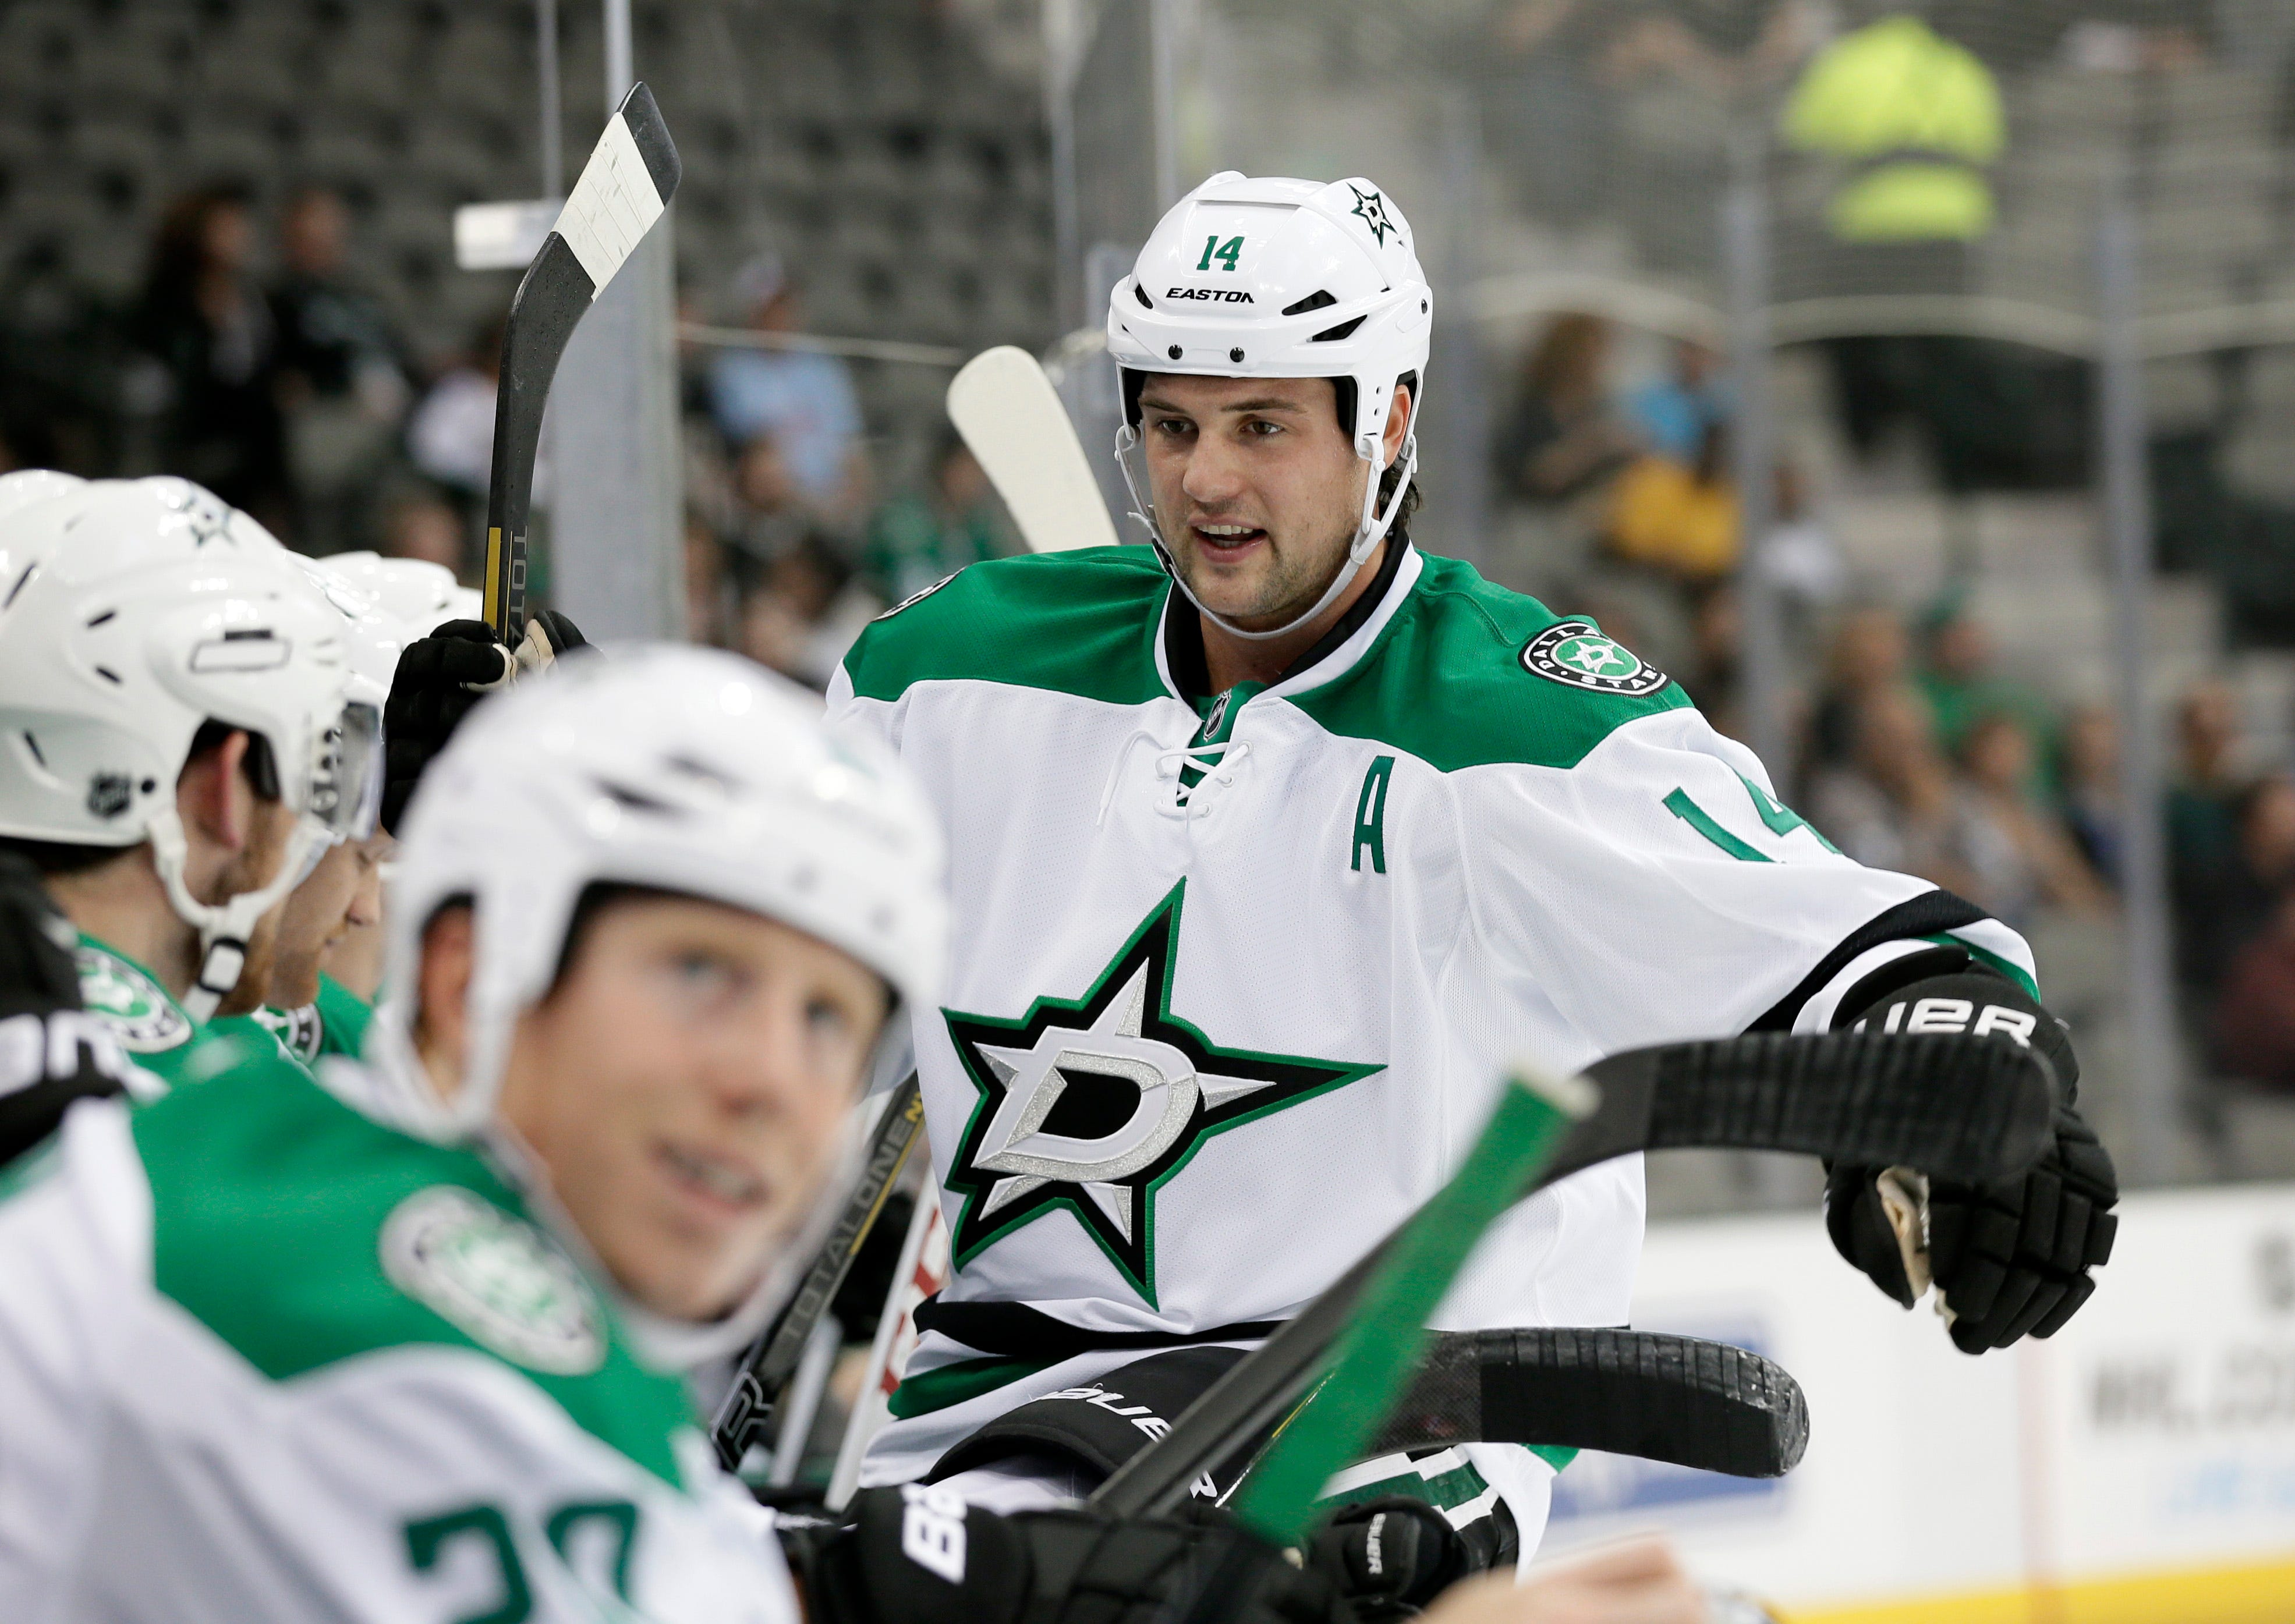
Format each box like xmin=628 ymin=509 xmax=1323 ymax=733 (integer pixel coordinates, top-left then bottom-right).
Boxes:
xmin=0 ymin=643 xmax=1642 ymax=1624
xmin=822 ymin=173 xmax=2116 ymax=1546
xmin=0 ymin=476 xmax=379 ymax=1090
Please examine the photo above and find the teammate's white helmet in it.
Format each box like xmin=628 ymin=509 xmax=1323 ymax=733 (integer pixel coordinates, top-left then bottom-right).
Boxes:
xmin=0 ymin=477 xmax=378 ymax=1016
xmin=294 ymin=557 xmax=405 ymax=708
xmin=1106 ymin=172 xmax=1430 ymax=638
xmin=317 ymin=551 xmax=463 ymax=637
xmin=380 ymin=643 xmax=948 ymax=1140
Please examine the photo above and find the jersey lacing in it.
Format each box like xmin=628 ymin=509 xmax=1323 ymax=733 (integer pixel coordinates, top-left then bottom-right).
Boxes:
xmin=1097 ymin=731 xmax=1256 ymax=824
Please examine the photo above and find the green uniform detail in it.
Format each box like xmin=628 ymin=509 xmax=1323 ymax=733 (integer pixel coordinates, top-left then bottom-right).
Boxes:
xmin=130 ymin=1048 xmax=697 ymax=1487
xmin=842 ymin=546 xmax=1689 ymax=774
xmin=73 ymin=931 xmax=200 ymax=1083
xmin=215 ymin=973 xmax=376 ymax=1069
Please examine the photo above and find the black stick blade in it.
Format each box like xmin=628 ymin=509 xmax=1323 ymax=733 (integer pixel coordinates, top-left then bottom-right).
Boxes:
xmin=617 ymin=81 xmax=681 ymax=206
xmin=1557 ymin=1031 xmax=2056 ymax=1188
xmin=1371 ymin=1328 xmax=1808 ymax=1478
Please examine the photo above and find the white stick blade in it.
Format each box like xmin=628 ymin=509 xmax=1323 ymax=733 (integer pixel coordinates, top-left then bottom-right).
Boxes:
xmin=552 ymin=91 xmax=675 ymax=297
xmin=947 ymin=346 xmax=1122 ymax=554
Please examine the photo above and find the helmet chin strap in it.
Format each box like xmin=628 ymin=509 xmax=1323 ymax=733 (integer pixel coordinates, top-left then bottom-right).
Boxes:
xmin=146 ymin=806 xmax=330 ymax=1022
xmin=1117 ymin=423 xmax=1419 ymax=647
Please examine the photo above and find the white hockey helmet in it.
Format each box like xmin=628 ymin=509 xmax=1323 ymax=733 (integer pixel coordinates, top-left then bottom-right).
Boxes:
xmin=317 ymin=551 xmax=465 ymax=637
xmin=1106 ymin=172 xmax=1432 ymax=639
xmin=0 ymin=477 xmax=379 ymax=1017
xmin=379 ymin=643 xmax=947 ymax=1139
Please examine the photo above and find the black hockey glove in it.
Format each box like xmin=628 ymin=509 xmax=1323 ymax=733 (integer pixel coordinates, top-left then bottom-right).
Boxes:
xmin=1306 ymin=1498 xmax=1464 ymax=1623
xmin=381 ymin=611 xmax=587 ymax=832
xmin=792 ymin=1484 xmax=1359 ymax=1624
xmin=0 ymin=853 xmax=139 ymax=1162
xmin=1823 ymin=967 xmax=2118 ymax=1353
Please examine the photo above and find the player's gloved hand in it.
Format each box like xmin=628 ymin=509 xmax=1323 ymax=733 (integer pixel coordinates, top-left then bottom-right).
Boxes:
xmin=1308 ymin=1497 xmax=1462 ymax=1622
xmin=1823 ymin=969 xmax=2117 ymax=1353
xmin=381 ymin=612 xmax=587 ymax=831
xmin=0 ymin=853 xmax=141 ymax=1161
xmin=795 ymin=1484 xmax=1361 ymax=1624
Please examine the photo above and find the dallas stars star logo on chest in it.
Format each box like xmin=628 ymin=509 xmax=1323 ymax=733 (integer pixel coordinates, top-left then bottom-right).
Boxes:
xmin=941 ymin=881 xmax=1379 ymax=1306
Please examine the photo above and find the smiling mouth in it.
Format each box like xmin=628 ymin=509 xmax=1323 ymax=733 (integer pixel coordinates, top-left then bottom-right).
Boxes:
xmin=1191 ymin=521 xmax=1266 ymax=556
xmin=657 ymin=1143 xmax=768 ymax=1213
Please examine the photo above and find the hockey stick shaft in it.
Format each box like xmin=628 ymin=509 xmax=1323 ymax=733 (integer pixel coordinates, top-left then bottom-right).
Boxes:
xmin=1230 ymin=1072 xmax=1591 ymax=1543
xmin=484 ymin=82 xmax=680 ymax=642
xmin=1093 ymin=1030 xmax=2053 ymax=1518
xmin=711 ymin=1075 xmax=926 ymax=1470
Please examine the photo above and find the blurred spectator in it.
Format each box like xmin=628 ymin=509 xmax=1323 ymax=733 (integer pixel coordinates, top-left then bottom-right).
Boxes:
xmin=1807 ymin=605 xmax=1910 ymax=777
xmin=2215 ymin=889 xmax=2295 ymax=1091
xmin=406 ymin=315 xmax=509 ymax=555
xmin=2169 ymin=679 xmax=2251 ymax=997
xmin=2058 ymin=703 xmax=2123 ymax=887
xmin=1915 ymin=598 xmax=2056 ymax=770
xmin=2184 ymin=773 xmax=2295 ymax=1010
xmin=1809 ymin=686 xmax=1981 ymax=894
xmin=1625 ymin=339 xmax=1726 ymax=463
xmin=732 ymin=431 xmax=813 ymax=566
xmin=1758 ymin=459 xmax=1846 ymax=608
xmin=738 ymin=533 xmax=881 ymax=692
xmin=866 ymin=434 xmax=1012 ymax=602
xmin=133 ymin=182 xmax=292 ymax=533
xmin=271 ymin=185 xmax=413 ymax=554
xmin=1493 ymin=313 xmax=1639 ymax=504
xmin=1603 ymin=421 xmax=1737 ymax=581
xmin=1957 ymin=711 xmax=2110 ymax=927
xmin=709 ymin=254 xmax=869 ymax=523
xmin=686 ymin=508 xmax=735 ymax=648
xmin=380 ymin=488 xmax=468 ymax=579
xmin=1679 ymin=581 xmax=1741 ymax=739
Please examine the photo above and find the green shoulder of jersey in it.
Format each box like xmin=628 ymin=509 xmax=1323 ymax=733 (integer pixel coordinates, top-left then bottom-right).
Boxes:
xmin=840 ymin=545 xmax=1688 ymax=773
xmin=1289 ymin=551 xmax=1690 ymax=772
xmin=841 ymin=546 xmax=1173 ymax=707
xmin=128 ymin=1047 xmax=697 ymax=1488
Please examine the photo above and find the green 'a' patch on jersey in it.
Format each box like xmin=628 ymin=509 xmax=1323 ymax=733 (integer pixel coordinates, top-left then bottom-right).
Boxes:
xmin=129 ymin=1051 xmax=696 ymax=1487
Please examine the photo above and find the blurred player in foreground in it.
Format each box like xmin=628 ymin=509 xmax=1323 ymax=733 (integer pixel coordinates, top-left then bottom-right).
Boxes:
xmin=0 ymin=641 xmax=1733 ymax=1624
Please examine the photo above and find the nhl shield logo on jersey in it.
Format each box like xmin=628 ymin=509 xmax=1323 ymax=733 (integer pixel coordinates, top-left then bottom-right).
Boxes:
xmin=75 ymin=944 xmax=192 ymax=1053
xmin=381 ymin=1186 xmax=607 ymax=1375
xmin=1520 ymin=620 xmax=1670 ymax=697
xmin=941 ymin=881 xmax=1380 ymax=1304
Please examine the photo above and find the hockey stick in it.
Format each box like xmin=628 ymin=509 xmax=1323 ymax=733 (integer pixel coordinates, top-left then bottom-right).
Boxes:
xmin=946 ymin=346 xmax=1120 ymax=555
xmin=711 ymin=1075 xmax=926 ymax=1471
xmin=484 ymin=82 xmax=681 ymax=643
xmin=1095 ymin=1029 xmax=2055 ymax=1523
xmin=1365 ymin=1327 xmax=1807 ymax=1478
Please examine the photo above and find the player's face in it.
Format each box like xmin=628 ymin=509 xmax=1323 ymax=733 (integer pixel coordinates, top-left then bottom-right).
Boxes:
xmin=500 ymin=895 xmax=890 ymax=1322
xmin=1137 ymin=374 xmax=1368 ymax=630
xmin=268 ymin=832 xmax=391 ymax=1010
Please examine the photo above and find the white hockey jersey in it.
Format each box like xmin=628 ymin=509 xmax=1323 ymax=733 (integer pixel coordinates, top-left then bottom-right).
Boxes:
xmin=0 ymin=1040 xmax=798 ymax=1624
xmin=828 ymin=542 xmax=2035 ymax=1488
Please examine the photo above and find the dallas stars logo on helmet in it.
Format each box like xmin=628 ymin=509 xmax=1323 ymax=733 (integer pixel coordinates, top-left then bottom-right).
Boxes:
xmin=1348 ymin=183 xmax=1399 ymax=247
xmin=1520 ymin=620 xmax=1671 ymax=697
xmin=941 ymin=881 xmax=1379 ymax=1306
